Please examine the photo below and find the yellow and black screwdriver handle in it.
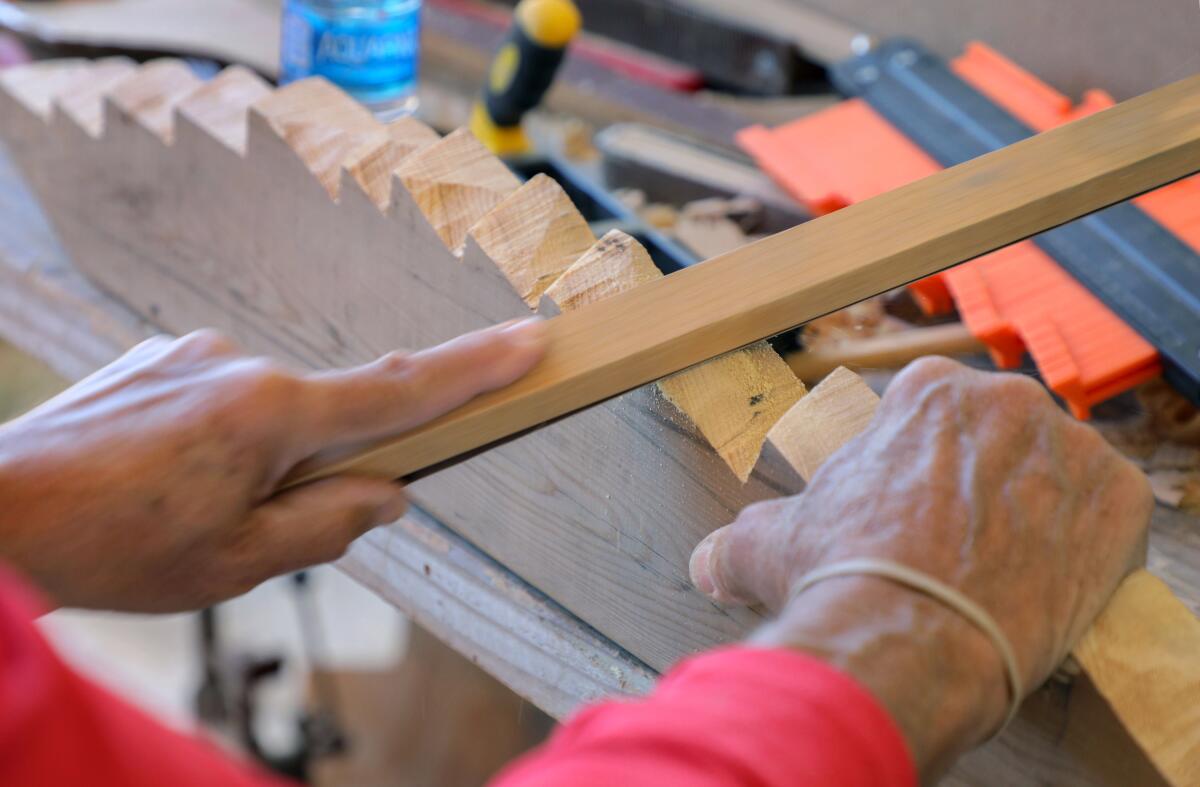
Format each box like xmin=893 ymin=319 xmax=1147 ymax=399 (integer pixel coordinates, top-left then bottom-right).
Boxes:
xmin=469 ymin=0 xmax=582 ymax=156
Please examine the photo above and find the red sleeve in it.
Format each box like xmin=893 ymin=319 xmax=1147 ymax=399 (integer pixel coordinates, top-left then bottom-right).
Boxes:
xmin=491 ymin=646 xmax=917 ymax=787
xmin=0 ymin=566 xmax=292 ymax=787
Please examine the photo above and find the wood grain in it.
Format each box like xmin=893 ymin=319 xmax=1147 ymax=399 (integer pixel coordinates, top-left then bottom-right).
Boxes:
xmin=286 ymin=73 xmax=1200 ymax=486
xmin=542 ymin=229 xmax=805 ymax=482
xmin=0 ymin=59 xmax=769 ymax=672
xmin=469 ymin=174 xmax=596 ymax=309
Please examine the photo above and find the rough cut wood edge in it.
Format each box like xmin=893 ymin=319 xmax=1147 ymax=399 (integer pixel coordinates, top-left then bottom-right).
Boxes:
xmin=395 ymin=127 xmax=522 ymax=252
xmin=765 ymin=366 xmax=1200 ymax=785
xmin=468 ymin=174 xmax=597 ymax=308
xmin=539 ymin=229 xmax=805 ymax=481
xmin=761 ymin=366 xmax=879 ymax=482
xmin=175 ymin=66 xmax=272 ymax=154
xmin=105 ymin=59 xmax=202 ymax=143
xmin=250 ymin=77 xmax=394 ymax=200
xmin=53 ymin=57 xmax=138 ymax=138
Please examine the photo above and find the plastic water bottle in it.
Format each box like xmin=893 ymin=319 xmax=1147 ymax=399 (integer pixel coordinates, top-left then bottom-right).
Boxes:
xmin=280 ymin=0 xmax=422 ymax=119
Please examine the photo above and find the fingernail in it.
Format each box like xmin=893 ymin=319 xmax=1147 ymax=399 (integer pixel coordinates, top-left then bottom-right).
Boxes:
xmin=373 ymin=494 xmax=408 ymax=525
xmin=689 ymin=532 xmax=718 ymax=596
xmin=500 ymin=317 xmax=546 ymax=346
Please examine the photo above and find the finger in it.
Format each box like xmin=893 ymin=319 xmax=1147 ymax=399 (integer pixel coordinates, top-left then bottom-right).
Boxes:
xmin=689 ymin=497 xmax=801 ymax=610
xmin=302 ymin=318 xmax=548 ymax=449
xmin=234 ymin=477 xmax=408 ymax=581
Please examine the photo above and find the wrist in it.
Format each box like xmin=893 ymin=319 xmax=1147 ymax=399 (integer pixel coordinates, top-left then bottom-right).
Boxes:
xmin=751 ymin=575 xmax=1009 ymax=780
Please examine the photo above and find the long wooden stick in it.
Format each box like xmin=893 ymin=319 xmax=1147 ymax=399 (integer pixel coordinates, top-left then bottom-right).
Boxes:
xmin=284 ymin=74 xmax=1200 ymax=486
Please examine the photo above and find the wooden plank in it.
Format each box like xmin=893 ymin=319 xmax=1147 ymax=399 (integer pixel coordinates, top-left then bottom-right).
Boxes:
xmin=288 ymin=74 xmax=1200 ymax=485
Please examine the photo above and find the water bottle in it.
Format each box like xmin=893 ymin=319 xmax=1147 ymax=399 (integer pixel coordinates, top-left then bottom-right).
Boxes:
xmin=280 ymin=0 xmax=422 ymax=119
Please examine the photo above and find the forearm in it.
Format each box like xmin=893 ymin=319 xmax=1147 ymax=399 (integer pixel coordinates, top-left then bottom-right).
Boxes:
xmin=753 ymin=577 xmax=1008 ymax=780
xmin=491 ymin=646 xmax=916 ymax=787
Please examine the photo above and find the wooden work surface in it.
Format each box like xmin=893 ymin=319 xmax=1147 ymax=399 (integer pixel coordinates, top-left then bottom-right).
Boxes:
xmin=3 ymin=140 xmax=1200 ymax=785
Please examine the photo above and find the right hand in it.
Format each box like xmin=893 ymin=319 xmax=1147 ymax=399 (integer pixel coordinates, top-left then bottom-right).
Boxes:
xmin=689 ymin=358 xmax=1153 ymax=778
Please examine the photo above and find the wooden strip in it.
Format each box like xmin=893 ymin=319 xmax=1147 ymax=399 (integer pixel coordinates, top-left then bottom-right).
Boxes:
xmin=786 ymin=323 xmax=987 ymax=382
xmin=52 ymin=57 xmax=138 ymax=138
xmin=285 ymin=74 xmax=1200 ymax=486
xmin=766 ymin=367 xmax=1200 ymax=785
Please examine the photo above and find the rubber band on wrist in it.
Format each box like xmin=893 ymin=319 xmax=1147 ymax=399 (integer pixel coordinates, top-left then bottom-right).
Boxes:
xmin=790 ymin=557 xmax=1023 ymax=731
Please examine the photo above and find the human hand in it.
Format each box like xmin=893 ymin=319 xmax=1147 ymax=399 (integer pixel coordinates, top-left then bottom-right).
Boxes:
xmin=0 ymin=320 xmax=546 ymax=611
xmin=688 ymin=357 xmax=1152 ymax=778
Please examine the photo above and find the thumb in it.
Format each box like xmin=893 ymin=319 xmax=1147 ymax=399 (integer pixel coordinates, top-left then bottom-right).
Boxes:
xmin=689 ymin=497 xmax=801 ymax=611
xmin=239 ymin=477 xmax=408 ymax=580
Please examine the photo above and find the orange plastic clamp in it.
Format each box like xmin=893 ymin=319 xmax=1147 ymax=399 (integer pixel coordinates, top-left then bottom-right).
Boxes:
xmin=737 ymin=42 xmax=1200 ymax=418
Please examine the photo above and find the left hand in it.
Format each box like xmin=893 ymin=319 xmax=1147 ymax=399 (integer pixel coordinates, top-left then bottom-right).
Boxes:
xmin=0 ymin=320 xmax=546 ymax=611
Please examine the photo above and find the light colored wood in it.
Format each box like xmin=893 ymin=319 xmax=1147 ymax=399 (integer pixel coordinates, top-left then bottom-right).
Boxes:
xmin=762 ymin=366 xmax=879 ymax=482
xmin=1074 ymin=570 xmax=1200 ymax=785
xmin=542 ymin=229 xmax=663 ymax=310
xmin=786 ymin=323 xmax=987 ymax=382
xmin=175 ymin=66 xmax=272 ymax=153
xmin=286 ymin=73 xmax=1200 ymax=486
xmin=395 ymin=128 xmax=522 ymax=252
xmin=54 ymin=57 xmax=138 ymax=138
xmin=106 ymin=59 xmax=202 ymax=142
xmin=766 ymin=366 xmax=1200 ymax=785
xmin=471 ymin=174 xmax=597 ymax=309
xmin=252 ymin=78 xmax=392 ymax=199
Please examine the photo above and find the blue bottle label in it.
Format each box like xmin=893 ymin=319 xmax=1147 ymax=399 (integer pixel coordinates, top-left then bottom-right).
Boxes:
xmin=281 ymin=1 xmax=420 ymax=103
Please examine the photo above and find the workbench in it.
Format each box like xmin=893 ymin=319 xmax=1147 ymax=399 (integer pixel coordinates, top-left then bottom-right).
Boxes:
xmin=1 ymin=107 xmax=1198 ymax=787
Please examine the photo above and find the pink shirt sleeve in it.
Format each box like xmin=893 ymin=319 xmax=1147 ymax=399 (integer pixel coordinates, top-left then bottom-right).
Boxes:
xmin=491 ymin=646 xmax=917 ymax=787
xmin=0 ymin=566 xmax=289 ymax=787
xmin=0 ymin=560 xmax=913 ymax=787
